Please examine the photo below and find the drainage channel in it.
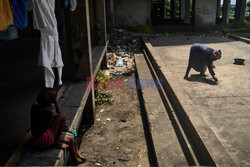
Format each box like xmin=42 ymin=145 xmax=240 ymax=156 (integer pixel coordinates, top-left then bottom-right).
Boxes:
xmin=141 ymin=46 xmax=216 ymax=166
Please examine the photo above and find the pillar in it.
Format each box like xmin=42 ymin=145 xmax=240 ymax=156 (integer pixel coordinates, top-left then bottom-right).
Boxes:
xmin=103 ymin=0 xmax=107 ymax=43
xmin=222 ymin=0 xmax=231 ymax=24
xmin=95 ymin=0 xmax=106 ymax=45
xmin=235 ymin=0 xmax=247 ymax=22
xmin=163 ymin=0 xmax=166 ymax=19
xmin=171 ymin=0 xmax=177 ymax=20
xmin=180 ymin=0 xmax=185 ymax=19
xmin=216 ymin=0 xmax=221 ymax=19
xmin=184 ymin=0 xmax=190 ymax=23
xmin=110 ymin=0 xmax=115 ymax=28
xmin=85 ymin=0 xmax=96 ymax=119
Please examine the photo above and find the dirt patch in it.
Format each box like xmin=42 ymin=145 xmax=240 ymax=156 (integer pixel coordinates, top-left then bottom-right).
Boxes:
xmin=79 ymin=75 xmax=150 ymax=167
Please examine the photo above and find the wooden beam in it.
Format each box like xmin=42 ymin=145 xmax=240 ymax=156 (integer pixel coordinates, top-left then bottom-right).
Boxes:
xmin=85 ymin=0 xmax=96 ymax=120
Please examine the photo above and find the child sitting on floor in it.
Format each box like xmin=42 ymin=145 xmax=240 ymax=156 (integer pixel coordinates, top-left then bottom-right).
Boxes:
xmin=30 ymin=88 xmax=86 ymax=165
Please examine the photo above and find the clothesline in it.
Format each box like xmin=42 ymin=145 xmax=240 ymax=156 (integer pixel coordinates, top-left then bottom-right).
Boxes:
xmin=0 ymin=0 xmax=77 ymax=88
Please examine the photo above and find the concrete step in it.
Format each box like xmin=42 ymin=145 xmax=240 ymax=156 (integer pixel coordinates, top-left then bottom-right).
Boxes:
xmin=135 ymin=54 xmax=188 ymax=167
xmin=6 ymin=43 xmax=108 ymax=166
xmin=16 ymin=82 xmax=90 ymax=166
xmin=152 ymin=25 xmax=193 ymax=33
xmin=142 ymin=39 xmax=236 ymax=166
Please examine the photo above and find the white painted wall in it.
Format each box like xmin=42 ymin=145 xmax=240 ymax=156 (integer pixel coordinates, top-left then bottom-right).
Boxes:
xmin=194 ymin=0 xmax=218 ymax=31
xmin=114 ymin=0 xmax=151 ymax=27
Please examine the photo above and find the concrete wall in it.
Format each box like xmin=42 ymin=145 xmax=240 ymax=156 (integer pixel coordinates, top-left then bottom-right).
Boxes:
xmin=194 ymin=0 xmax=217 ymax=31
xmin=114 ymin=0 xmax=151 ymax=27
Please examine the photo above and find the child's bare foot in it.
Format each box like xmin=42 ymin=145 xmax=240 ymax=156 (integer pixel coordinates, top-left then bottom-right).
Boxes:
xmin=53 ymin=142 xmax=69 ymax=149
xmin=77 ymin=151 xmax=87 ymax=161
xmin=74 ymin=158 xmax=86 ymax=165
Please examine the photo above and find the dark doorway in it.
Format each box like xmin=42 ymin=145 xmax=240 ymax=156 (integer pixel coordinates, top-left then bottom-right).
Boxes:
xmin=151 ymin=0 xmax=194 ymax=26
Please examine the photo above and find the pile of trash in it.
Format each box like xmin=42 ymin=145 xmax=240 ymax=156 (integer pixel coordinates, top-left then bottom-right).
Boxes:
xmin=106 ymin=29 xmax=141 ymax=76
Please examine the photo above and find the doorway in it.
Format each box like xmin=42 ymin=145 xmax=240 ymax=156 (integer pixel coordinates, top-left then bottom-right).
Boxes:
xmin=151 ymin=0 xmax=194 ymax=25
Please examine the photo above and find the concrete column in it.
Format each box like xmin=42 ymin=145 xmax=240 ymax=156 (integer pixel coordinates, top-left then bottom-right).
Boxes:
xmin=235 ymin=0 xmax=247 ymax=21
xmin=103 ymin=0 xmax=107 ymax=43
xmin=222 ymin=0 xmax=231 ymax=24
xmin=171 ymin=0 xmax=178 ymax=20
xmin=162 ymin=0 xmax=166 ymax=20
xmin=180 ymin=0 xmax=185 ymax=19
xmin=216 ymin=0 xmax=221 ymax=19
xmin=95 ymin=0 xmax=106 ymax=45
xmin=110 ymin=0 xmax=115 ymax=28
xmin=184 ymin=0 xmax=190 ymax=23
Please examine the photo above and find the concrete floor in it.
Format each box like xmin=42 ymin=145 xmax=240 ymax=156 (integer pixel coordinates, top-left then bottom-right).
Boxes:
xmin=146 ymin=35 xmax=250 ymax=166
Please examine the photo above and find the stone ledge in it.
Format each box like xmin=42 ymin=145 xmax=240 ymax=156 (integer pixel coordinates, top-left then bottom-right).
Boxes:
xmin=135 ymin=54 xmax=188 ymax=166
xmin=7 ymin=43 xmax=108 ymax=166
xmin=16 ymin=81 xmax=90 ymax=166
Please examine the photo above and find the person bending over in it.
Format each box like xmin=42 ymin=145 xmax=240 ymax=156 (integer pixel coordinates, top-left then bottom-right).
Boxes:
xmin=184 ymin=43 xmax=222 ymax=82
xmin=30 ymin=88 xmax=86 ymax=165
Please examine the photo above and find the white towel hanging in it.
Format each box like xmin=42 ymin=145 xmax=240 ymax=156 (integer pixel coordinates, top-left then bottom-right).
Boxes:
xmin=30 ymin=0 xmax=64 ymax=88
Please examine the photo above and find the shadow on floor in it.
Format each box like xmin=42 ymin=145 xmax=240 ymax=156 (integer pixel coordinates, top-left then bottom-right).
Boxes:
xmin=186 ymin=74 xmax=218 ymax=85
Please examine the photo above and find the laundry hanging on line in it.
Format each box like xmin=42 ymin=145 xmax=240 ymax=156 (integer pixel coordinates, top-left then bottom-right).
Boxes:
xmin=9 ymin=0 xmax=28 ymax=30
xmin=0 ymin=0 xmax=14 ymax=31
xmin=30 ymin=0 xmax=64 ymax=88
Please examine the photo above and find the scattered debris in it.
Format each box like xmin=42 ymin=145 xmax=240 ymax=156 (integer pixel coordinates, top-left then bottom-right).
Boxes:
xmin=120 ymin=119 xmax=127 ymax=123
xmin=95 ymin=162 xmax=102 ymax=166
xmin=118 ymin=154 xmax=129 ymax=162
xmin=106 ymin=29 xmax=141 ymax=76
xmin=99 ymin=109 xmax=104 ymax=113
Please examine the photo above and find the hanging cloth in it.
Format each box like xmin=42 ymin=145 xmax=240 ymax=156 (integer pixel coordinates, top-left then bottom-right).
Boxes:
xmin=30 ymin=0 xmax=64 ymax=88
xmin=9 ymin=0 xmax=28 ymax=29
xmin=0 ymin=0 xmax=14 ymax=31
xmin=64 ymin=0 xmax=77 ymax=11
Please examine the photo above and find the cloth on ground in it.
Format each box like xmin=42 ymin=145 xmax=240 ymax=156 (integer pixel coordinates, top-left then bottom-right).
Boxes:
xmin=188 ymin=43 xmax=214 ymax=73
xmin=0 ymin=0 xmax=14 ymax=31
xmin=9 ymin=0 xmax=28 ymax=29
xmin=30 ymin=0 xmax=64 ymax=88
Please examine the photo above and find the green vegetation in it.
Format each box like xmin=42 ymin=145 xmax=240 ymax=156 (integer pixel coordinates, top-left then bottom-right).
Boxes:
xmin=229 ymin=13 xmax=235 ymax=20
xmin=135 ymin=24 xmax=153 ymax=34
xmin=165 ymin=0 xmax=193 ymax=19
xmin=95 ymin=70 xmax=114 ymax=105
xmin=216 ymin=22 xmax=250 ymax=30
xmin=247 ymin=1 xmax=250 ymax=15
xmin=165 ymin=0 xmax=171 ymax=17
xmin=170 ymin=32 xmax=185 ymax=36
